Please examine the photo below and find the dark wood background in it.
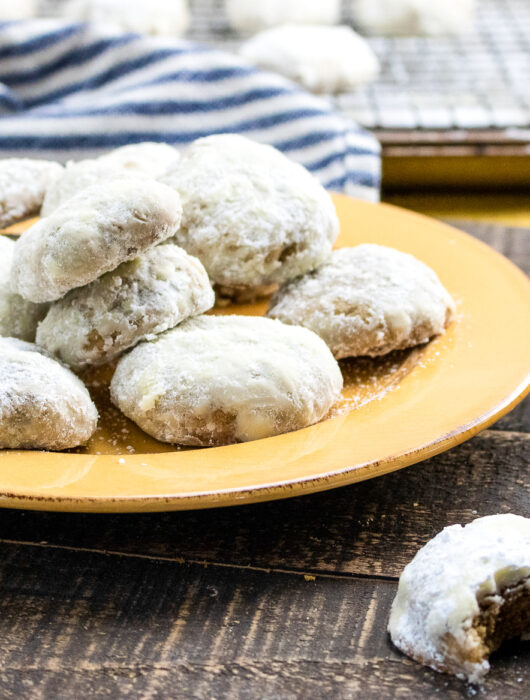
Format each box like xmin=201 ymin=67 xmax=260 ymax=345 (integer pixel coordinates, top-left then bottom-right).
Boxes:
xmin=0 ymin=222 xmax=528 ymax=699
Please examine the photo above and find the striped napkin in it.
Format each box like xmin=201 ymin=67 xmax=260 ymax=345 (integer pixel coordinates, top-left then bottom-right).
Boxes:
xmin=0 ymin=20 xmax=381 ymax=201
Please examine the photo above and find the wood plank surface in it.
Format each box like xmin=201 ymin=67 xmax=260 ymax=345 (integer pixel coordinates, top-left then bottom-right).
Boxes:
xmin=0 ymin=220 xmax=528 ymax=698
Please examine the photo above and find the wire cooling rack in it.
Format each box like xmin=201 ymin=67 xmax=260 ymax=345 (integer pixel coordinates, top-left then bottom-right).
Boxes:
xmin=40 ymin=0 xmax=530 ymax=140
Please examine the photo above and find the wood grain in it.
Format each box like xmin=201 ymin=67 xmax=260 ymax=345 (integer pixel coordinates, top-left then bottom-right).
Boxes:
xmin=0 ymin=542 xmax=527 ymax=700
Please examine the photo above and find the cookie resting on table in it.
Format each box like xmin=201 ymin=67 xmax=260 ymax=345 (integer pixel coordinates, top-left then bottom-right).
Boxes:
xmin=162 ymin=134 xmax=339 ymax=300
xmin=0 ymin=338 xmax=98 ymax=451
xmin=226 ymin=0 xmax=341 ymax=33
xmin=240 ymin=25 xmax=379 ymax=93
xmin=267 ymin=244 xmax=455 ymax=358
xmin=110 ymin=315 xmax=343 ymax=447
xmin=0 ymin=236 xmax=48 ymax=342
xmin=11 ymin=179 xmax=182 ymax=303
xmin=37 ymin=244 xmax=214 ymax=369
xmin=0 ymin=158 xmax=63 ymax=228
xmin=388 ymin=514 xmax=530 ymax=684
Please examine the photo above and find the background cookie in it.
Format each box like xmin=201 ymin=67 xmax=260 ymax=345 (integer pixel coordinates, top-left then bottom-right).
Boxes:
xmin=98 ymin=142 xmax=180 ymax=178
xmin=12 ymin=179 xmax=182 ymax=303
xmin=0 ymin=158 xmax=63 ymax=228
xmin=162 ymin=134 xmax=339 ymax=297
xmin=240 ymin=25 xmax=379 ymax=93
xmin=37 ymin=244 xmax=214 ymax=369
xmin=111 ymin=315 xmax=343 ymax=447
xmin=268 ymin=244 xmax=455 ymax=358
xmin=389 ymin=514 xmax=530 ymax=684
xmin=0 ymin=337 xmax=98 ymax=450
xmin=226 ymin=0 xmax=341 ymax=33
xmin=0 ymin=236 xmax=48 ymax=342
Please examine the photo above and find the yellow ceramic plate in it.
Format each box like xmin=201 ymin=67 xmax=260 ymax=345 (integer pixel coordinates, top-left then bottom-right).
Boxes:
xmin=1 ymin=195 xmax=529 ymax=513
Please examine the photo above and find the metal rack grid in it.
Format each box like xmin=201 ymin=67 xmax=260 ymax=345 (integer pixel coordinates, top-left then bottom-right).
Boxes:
xmin=40 ymin=0 xmax=530 ymax=135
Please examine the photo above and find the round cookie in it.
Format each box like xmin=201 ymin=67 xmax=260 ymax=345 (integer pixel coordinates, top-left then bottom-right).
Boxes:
xmin=62 ymin=0 xmax=190 ymax=37
xmin=267 ymin=245 xmax=455 ymax=358
xmin=240 ymin=25 xmax=379 ymax=93
xmin=41 ymin=159 xmax=132 ymax=216
xmin=226 ymin=0 xmax=341 ymax=33
xmin=389 ymin=514 xmax=530 ymax=684
xmin=110 ymin=315 xmax=343 ymax=446
xmin=98 ymin=142 xmax=180 ymax=179
xmin=349 ymin=0 xmax=475 ymax=37
xmin=37 ymin=244 xmax=214 ymax=369
xmin=162 ymin=134 xmax=339 ymax=298
xmin=0 ymin=337 xmax=98 ymax=450
xmin=0 ymin=236 xmax=48 ymax=342
xmin=11 ymin=179 xmax=182 ymax=303
xmin=0 ymin=158 xmax=63 ymax=228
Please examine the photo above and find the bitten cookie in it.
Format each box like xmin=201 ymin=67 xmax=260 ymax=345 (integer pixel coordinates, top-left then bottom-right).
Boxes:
xmin=162 ymin=134 xmax=339 ymax=299
xmin=37 ymin=244 xmax=214 ymax=369
xmin=226 ymin=0 xmax=341 ymax=33
xmin=240 ymin=25 xmax=379 ymax=93
xmin=0 ymin=337 xmax=98 ymax=450
xmin=0 ymin=236 xmax=48 ymax=342
xmin=0 ymin=158 xmax=63 ymax=228
xmin=110 ymin=315 xmax=343 ymax=446
xmin=12 ymin=179 xmax=182 ymax=303
xmin=389 ymin=514 xmax=530 ymax=684
xmin=268 ymin=245 xmax=455 ymax=358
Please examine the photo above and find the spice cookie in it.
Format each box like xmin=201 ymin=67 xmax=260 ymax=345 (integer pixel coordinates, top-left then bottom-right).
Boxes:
xmin=0 ymin=337 xmax=98 ymax=450
xmin=268 ymin=245 xmax=455 ymax=358
xmin=0 ymin=158 xmax=63 ymax=228
xmin=389 ymin=514 xmax=530 ymax=684
xmin=110 ymin=315 xmax=343 ymax=446
xmin=162 ymin=134 xmax=339 ymax=299
xmin=0 ymin=236 xmax=48 ymax=342
xmin=37 ymin=244 xmax=214 ymax=369
xmin=12 ymin=179 xmax=182 ymax=303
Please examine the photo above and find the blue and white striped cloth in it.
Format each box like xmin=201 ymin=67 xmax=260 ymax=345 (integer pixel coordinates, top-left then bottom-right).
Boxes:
xmin=0 ymin=20 xmax=381 ymax=200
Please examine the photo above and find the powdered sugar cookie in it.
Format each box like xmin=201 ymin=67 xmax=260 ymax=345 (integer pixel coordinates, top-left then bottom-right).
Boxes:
xmin=0 ymin=337 xmax=98 ymax=450
xmin=240 ymin=25 xmax=379 ymax=93
xmin=162 ymin=134 xmax=339 ymax=298
xmin=0 ymin=158 xmax=63 ymax=228
xmin=110 ymin=315 xmax=343 ymax=446
xmin=0 ymin=236 xmax=48 ymax=342
xmin=350 ymin=0 xmax=475 ymax=36
xmin=62 ymin=0 xmax=190 ymax=37
xmin=268 ymin=245 xmax=455 ymax=358
xmin=98 ymin=142 xmax=180 ymax=179
xmin=389 ymin=514 xmax=530 ymax=684
xmin=12 ymin=179 xmax=182 ymax=303
xmin=226 ymin=0 xmax=341 ymax=33
xmin=41 ymin=159 xmax=130 ymax=216
xmin=37 ymin=244 xmax=214 ymax=369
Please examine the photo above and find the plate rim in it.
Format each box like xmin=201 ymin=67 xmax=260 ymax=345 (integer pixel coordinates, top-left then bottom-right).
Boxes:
xmin=1 ymin=197 xmax=529 ymax=513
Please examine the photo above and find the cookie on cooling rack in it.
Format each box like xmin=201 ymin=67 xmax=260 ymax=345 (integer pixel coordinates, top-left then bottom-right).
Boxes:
xmin=389 ymin=514 xmax=530 ymax=684
xmin=110 ymin=315 xmax=343 ymax=447
xmin=11 ymin=179 xmax=182 ymax=303
xmin=0 ymin=158 xmax=63 ymax=228
xmin=240 ymin=25 xmax=379 ymax=93
xmin=37 ymin=244 xmax=214 ymax=369
xmin=267 ymin=244 xmax=455 ymax=358
xmin=226 ymin=0 xmax=341 ymax=33
xmin=162 ymin=134 xmax=339 ymax=300
xmin=0 ymin=337 xmax=98 ymax=450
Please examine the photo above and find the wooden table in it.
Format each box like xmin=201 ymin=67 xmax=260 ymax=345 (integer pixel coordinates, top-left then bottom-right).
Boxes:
xmin=0 ymin=221 xmax=528 ymax=699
